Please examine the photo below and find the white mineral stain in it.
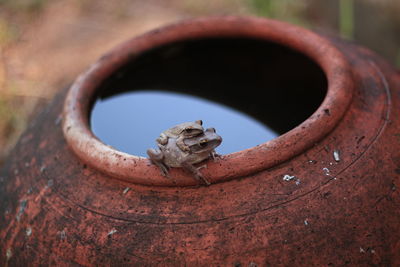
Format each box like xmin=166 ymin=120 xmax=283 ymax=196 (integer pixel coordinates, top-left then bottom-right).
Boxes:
xmin=333 ymin=150 xmax=340 ymax=162
xmin=58 ymin=230 xmax=67 ymax=240
xmin=283 ymin=175 xmax=295 ymax=181
xmin=122 ymin=187 xmax=130 ymax=194
xmin=16 ymin=199 xmax=28 ymax=222
xmin=108 ymin=228 xmax=117 ymax=236
xmin=6 ymin=248 xmax=12 ymax=260
xmin=26 ymin=227 xmax=32 ymax=236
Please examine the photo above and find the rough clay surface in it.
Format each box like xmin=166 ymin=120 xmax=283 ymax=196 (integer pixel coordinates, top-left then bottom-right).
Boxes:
xmin=1 ymin=22 xmax=399 ymax=266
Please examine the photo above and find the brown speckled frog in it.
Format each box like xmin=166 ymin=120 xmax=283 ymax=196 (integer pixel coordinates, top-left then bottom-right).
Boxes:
xmin=156 ymin=120 xmax=204 ymax=152
xmin=147 ymin=127 xmax=222 ymax=185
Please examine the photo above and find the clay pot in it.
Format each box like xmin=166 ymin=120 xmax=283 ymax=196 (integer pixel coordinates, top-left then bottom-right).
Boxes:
xmin=1 ymin=17 xmax=399 ymax=266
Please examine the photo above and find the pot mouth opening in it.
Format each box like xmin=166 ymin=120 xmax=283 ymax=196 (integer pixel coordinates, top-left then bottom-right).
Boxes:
xmin=63 ymin=16 xmax=353 ymax=187
xmin=92 ymin=37 xmax=327 ymax=137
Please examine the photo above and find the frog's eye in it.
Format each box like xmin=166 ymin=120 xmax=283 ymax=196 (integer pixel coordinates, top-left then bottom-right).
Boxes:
xmin=184 ymin=128 xmax=194 ymax=133
xmin=199 ymin=139 xmax=208 ymax=147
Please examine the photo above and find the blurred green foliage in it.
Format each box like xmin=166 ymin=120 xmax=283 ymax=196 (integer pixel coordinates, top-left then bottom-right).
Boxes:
xmin=250 ymin=0 xmax=310 ymax=27
xmin=0 ymin=0 xmax=47 ymax=12
xmin=339 ymin=0 xmax=354 ymax=39
xmin=0 ymin=98 xmax=21 ymax=138
xmin=0 ymin=18 xmax=19 ymax=47
xmin=251 ymin=0 xmax=355 ymax=39
xmin=250 ymin=0 xmax=399 ymax=67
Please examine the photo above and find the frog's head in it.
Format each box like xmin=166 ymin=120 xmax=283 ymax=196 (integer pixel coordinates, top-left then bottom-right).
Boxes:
xmin=185 ymin=127 xmax=222 ymax=154
xmin=179 ymin=120 xmax=204 ymax=137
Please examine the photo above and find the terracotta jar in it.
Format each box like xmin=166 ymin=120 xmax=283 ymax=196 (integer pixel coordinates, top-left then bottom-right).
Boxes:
xmin=1 ymin=17 xmax=399 ymax=266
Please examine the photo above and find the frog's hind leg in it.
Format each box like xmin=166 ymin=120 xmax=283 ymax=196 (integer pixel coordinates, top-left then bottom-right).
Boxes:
xmin=147 ymin=148 xmax=170 ymax=177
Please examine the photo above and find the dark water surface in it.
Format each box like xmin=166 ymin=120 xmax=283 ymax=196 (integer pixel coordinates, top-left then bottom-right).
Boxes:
xmin=90 ymin=91 xmax=278 ymax=157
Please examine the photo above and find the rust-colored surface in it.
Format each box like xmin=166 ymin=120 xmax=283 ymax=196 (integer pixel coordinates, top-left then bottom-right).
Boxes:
xmin=1 ymin=17 xmax=400 ymax=266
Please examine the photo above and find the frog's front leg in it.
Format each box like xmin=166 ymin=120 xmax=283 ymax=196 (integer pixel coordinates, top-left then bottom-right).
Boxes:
xmin=156 ymin=133 xmax=169 ymax=146
xmin=176 ymin=136 xmax=190 ymax=152
xmin=210 ymin=150 xmax=221 ymax=161
xmin=181 ymin=161 xmax=211 ymax=185
xmin=147 ymin=148 xmax=170 ymax=177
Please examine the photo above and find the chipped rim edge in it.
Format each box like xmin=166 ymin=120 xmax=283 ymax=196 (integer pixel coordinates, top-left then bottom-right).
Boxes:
xmin=62 ymin=16 xmax=354 ymax=187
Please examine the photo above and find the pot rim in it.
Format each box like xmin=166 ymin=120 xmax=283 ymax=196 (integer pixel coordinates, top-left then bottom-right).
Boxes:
xmin=62 ymin=16 xmax=354 ymax=186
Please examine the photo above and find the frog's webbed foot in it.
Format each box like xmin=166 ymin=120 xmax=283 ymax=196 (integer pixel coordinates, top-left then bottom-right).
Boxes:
xmin=147 ymin=148 xmax=170 ymax=177
xmin=182 ymin=162 xmax=211 ymax=186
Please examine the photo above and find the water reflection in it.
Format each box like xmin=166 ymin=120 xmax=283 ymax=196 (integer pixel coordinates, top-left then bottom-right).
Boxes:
xmin=90 ymin=91 xmax=278 ymax=157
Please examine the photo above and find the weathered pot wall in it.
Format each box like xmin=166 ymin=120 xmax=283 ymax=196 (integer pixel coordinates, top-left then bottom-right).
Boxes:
xmin=1 ymin=17 xmax=399 ymax=266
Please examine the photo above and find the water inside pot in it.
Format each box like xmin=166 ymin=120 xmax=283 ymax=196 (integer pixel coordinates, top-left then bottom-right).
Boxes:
xmin=91 ymin=90 xmax=277 ymax=156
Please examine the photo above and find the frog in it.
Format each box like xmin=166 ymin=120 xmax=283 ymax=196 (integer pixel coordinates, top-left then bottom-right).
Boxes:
xmin=147 ymin=127 xmax=222 ymax=185
xmin=156 ymin=120 xmax=204 ymax=152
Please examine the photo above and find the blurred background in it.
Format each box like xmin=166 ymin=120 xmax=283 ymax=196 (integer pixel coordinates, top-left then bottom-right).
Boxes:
xmin=0 ymin=0 xmax=399 ymax=165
